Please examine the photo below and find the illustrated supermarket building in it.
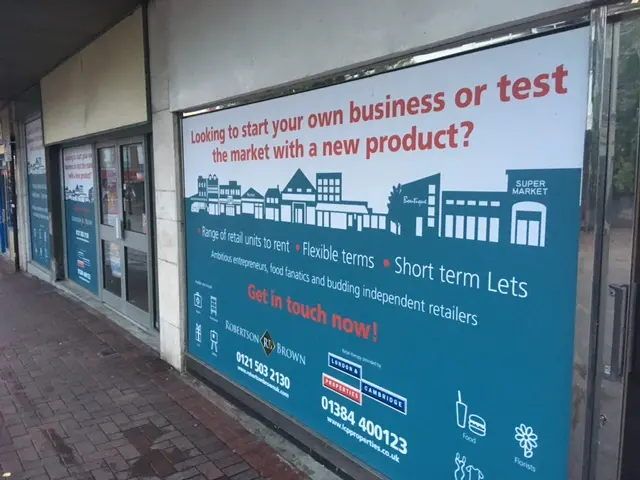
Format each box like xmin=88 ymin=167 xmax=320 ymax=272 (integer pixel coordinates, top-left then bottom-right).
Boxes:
xmin=175 ymin=2 xmax=640 ymax=480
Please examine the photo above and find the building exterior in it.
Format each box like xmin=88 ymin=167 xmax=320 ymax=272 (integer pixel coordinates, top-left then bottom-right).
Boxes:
xmin=219 ymin=180 xmax=241 ymax=216
xmin=2 ymin=7 xmax=154 ymax=324
xmin=265 ymin=187 xmax=282 ymax=221
xmin=316 ymin=172 xmax=343 ymax=203
xmin=393 ymin=174 xmax=441 ymax=237
xmin=195 ymin=174 xmax=220 ymax=214
xmin=241 ymin=188 xmax=265 ymax=218
xmin=3 ymin=1 xmax=640 ymax=480
xmin=281 ymin=168 xmax=316 ymax=224
xmin=314 ymin=172 xmax=373 ymax=231
xmin=442 ymin=191 xmax=504 ymax=242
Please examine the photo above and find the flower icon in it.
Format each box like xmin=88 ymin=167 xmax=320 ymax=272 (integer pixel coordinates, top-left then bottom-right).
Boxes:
xmin=514 ymin=424 xmax=538 ymax=458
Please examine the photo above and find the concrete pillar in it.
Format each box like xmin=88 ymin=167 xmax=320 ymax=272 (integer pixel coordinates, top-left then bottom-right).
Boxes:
xmin=0 ymin=107 xmax=18 ymax=267
xmin=148 ymin=0 xmax=185 ymax=370
xmin=10 ymin=106 xmax=30 ymax=272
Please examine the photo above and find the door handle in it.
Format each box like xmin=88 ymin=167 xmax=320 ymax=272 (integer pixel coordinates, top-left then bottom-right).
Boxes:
xmin=115 ymin=220 xmax=122 ymax=240
xmin=605 ymin=283 xmax=630 ymax=382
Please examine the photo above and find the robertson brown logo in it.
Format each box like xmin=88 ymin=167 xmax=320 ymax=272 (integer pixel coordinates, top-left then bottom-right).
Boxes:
xmin=261 ymin=330 xmax=275 ymax=357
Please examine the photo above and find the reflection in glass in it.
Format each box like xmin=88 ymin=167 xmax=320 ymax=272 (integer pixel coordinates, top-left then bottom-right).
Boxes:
xmin=126 ymin=247 xmax=149 ymax=312
xmin=99 ymin=148 xmax=119 ymax=227
xmin=122 ymin=144 xmax=146 ymax=234
xmin=592 ymin=19 xmax=640 ymax=480
xmin=612 ymin=21 xmax=640 ymax=203
xmin=102 ymin=240 xmax=122 ymax=297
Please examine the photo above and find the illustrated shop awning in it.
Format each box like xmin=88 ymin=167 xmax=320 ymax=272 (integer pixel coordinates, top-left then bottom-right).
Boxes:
xmin=0 ymin=0 xmax=141 ymax=105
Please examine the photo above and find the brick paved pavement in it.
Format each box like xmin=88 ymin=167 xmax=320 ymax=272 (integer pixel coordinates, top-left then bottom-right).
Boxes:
xmin=0 ymin=266 xmax=308 ymax=480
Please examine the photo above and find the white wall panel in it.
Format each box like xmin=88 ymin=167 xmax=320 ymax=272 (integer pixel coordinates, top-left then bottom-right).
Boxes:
xmin=168 ymin=0 xmax=589 ymax=112
xmin=41 ymin=8 xmax=147 ymax=145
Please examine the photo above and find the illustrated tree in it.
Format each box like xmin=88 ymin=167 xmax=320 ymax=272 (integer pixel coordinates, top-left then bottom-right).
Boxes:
xmin=387 ymin=183 xmax=404 ymax=233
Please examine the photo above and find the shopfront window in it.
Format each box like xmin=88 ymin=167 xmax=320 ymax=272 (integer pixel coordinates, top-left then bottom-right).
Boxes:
xmin=99 ymin=147 xmax=119 ymax=227
xmin=102 ymin=240 xmax=121 ymax=296
xmin=121 ymin=144 xmax=146 ymax=234
xmin=125 ymin=247 xmax=149 ymax=312
xmin=63 ymin=145 xmax=99 ymax=294
xmin=25 ymin=117 xmax=50 ymax=269
xmin=181 ymin=26 xmax=589 ymax=480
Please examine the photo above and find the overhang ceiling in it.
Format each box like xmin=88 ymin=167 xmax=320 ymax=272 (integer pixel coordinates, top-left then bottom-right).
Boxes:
xmin=0 ymin=0 xmax=142 ymax=104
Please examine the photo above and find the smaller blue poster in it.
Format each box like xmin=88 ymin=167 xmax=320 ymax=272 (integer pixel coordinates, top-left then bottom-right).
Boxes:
xmin=25 ymin=118 xmax=50 ymax=269
xmin=63 ymin=145 xmax=99 ymax=294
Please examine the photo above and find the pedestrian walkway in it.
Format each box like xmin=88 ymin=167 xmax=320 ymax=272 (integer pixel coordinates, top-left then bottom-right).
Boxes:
xmin=0 ymin=266 xmax=312 ymax=480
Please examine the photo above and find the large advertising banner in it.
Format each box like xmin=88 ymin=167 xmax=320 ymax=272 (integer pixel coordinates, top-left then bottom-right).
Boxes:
xmin=25 ymin=118 xmax=50 ymax=269
xmin=182 ymin=29 xmax=589 ymax=479
xmin=63 ymin=145 xmax=99 ymax=294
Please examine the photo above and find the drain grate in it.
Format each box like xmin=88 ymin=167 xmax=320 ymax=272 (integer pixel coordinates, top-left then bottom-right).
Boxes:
xmin=97 ymin=348 xmax=118 ymax=358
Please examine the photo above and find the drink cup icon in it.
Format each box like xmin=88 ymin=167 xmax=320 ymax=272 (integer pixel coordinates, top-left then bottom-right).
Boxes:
xmin=456 ymin=391 xmax=468 ymax=429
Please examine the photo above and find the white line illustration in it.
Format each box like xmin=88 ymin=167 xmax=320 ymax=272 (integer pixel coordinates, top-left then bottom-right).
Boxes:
xmin=455 ymin=391 xmax=486 ymax=437
xmin=210 ymin=295 xmax=218 ymax=316
xmin=468 ymin=415 xmax=486 ymax=437
xmin=466 ymin=465 xmax=485 ymax=480
xmin=454 ymin=453 xmax=485 ymax=480
xmin=195 ymin=323 xmax=202 ymax=344
xmin=210 ymin=330 xmax=219 ymax=355
xmin=454 ymin=453 xmax=466 ymax=480
xmin=514 ymin=424 xmax=538 ymax=458
xmin=193 ymin=292 xmax=202 ymax=309
xmin=456 ymin=391 xmax=467 ymax=429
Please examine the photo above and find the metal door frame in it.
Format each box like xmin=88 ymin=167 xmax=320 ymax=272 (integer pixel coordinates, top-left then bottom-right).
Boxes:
xmin=583 ymin=5 xmax=640 ymax=480
xmin=96 ymin=136 xmax=153 ymax=329
xmin=600 ymin=7 xmax=640 ymax=480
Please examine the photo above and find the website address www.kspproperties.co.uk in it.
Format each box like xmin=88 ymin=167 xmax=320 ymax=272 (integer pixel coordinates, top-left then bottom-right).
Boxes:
xmin=326 ymin=416 xmax=400 ymax=463
xmin=237 ymin=366 xmax=290 ymax=399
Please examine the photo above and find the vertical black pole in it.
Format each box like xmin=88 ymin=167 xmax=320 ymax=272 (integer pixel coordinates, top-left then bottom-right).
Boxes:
xmin=46 ymin=145 xmax=64 ymax=280
xmin=9 ymin=134 xmax=19 ymax=272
